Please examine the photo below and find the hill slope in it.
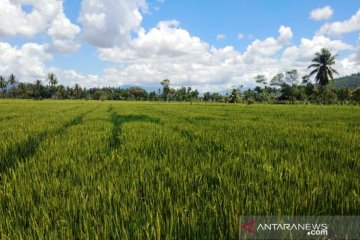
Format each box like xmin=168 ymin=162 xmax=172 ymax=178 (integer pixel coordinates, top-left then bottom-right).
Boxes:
xmin=334 ymin=73 xmax=360 ymax=89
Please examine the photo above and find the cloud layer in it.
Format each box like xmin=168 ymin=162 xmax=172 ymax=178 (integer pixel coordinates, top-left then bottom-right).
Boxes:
xmin=79 ymin=0 xmax=147 ymax=48
xmin=0 ymin=42 xmax=51 ymax=81
xmin=0 ymin=0 xmax=80 ymax=54
xmin=318 ymin=9 xmax=360 ymax=35
xmin=0 ymin=1 xmax=360 ymax=92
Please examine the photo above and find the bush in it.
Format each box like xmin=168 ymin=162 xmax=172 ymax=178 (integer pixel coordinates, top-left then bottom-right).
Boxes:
xmin=351 ymin=87 xmax=360 ymax=103
xmin=310 ymin=87 xmax=338 ymax=104
xmin=246 ymin=97 xmax=255 ymax=105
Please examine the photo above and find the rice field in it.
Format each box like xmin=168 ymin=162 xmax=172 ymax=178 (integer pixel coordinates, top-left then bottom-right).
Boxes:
xmin=0 ymin=100 xmax=359 ymax=239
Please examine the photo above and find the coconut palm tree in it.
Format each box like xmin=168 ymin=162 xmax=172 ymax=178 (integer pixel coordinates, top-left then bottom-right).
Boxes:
xmin=7 ymin=74 xmax=17 ymax=98
xmin=47 ymin=73 xmax=58 ymax=87
xmin=8 ymin=73 xmax=16 ymax=86
xmin=308 ymin=48 xmax=339 ymax=87
xmin=47 ymin=73 xmax=58 ymax=99
xmin=0 ymin=75 xmax=8 ymax=95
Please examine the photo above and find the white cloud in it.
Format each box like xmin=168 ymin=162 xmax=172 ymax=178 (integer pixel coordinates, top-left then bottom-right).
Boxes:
xmin=47 ymin=12 xmax=81 ymax=54
xmin=310 ymin=6 xmax=333 ymax=21
xmin=242 ymin=25 xmax=293 ymax=64
xmin=335 ymin=35 xmax=360 ymax=75
xmin=57 ymin=69 xmax=129 ymax=88
xmin=237 ymin=33 xmax=244 ymax=40
xmin=56 ymin=21 xmax=240 ymax=90
xmin=35 ymin=30 xmax=360 ymax=92
xmin=99 ymin=23 xmax=292 ymax=66
xmin=79 ymin=0 xmax=147 ymax=48
xmin=1 ymin=0 xmax=358 ymax=93
xmin=281 ymin=36 xmax=354 ymax=78
xmin=0 ymin=0 xmax=80 ymax=54
xmin=337 ymin=54 xmax=360 ymax=76
xmin=282 ymin=36 xmax=353 ymax=62
xmin=76 ymin=23 xmax=293 ymax=91
xmin=98 ymin=20 xmax=210 ymax=63
xmin=216 ymin=34 xmax=226 ymax=40
xmin=0 ymin=42 xmax=52 ymax=81
xmin=61 ymin=70 xmax=103 ymax=87
xmin=0 ymin=0 xmax=62 ymax=37
xmin=318 ymin=9 xmax=360 ymax=35
xmin=356 ymin=36 xmax=360 ymax=63
xmin=88 ymin=21 xmax=357 ymax=92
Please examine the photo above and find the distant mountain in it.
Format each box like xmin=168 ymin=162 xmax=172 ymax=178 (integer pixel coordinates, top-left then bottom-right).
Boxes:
xmin=334 ymin=73 xmax=360 ymax=89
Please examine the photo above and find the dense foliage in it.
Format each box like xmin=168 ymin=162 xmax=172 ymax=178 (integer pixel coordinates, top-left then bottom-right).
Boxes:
xmin=0 ymin=74 xmax=360 ymax=104
xmin=0 ymin=101 xmax=359 ymax=238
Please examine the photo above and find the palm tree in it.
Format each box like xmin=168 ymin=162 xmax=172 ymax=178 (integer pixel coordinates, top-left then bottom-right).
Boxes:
xmin=8 ymin=73 xmax=16 ymax=86
xmin=255 ymin=75 xmax=268 ymax=87
xmin=0 ymin=75 xmax=8 ymax=95
xmin=308 ymin=48 xmax=338 ymax=87
xmin=8 ymin=74 xmax=16 ymax=98
xmin=47 ymin=73 xmax=58 ymax=99
xmin=160 ymin=79 xmax=170 ymax=101
xmin=47 ymin=73 xmax=58 ymax=87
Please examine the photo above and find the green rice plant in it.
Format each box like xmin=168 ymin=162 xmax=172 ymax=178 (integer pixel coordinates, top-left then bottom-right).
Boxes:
xmin=0 ymin=100 xmax=359 ymax=239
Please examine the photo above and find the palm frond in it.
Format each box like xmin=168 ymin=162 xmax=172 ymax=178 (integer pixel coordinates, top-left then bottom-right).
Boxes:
xmin=308 ymin=64 xmax=320 ymax=69
xmin=329 ymin=67 xmax=339 ymax=75
xmin=309 ymin=68 xmax=318 ymax=77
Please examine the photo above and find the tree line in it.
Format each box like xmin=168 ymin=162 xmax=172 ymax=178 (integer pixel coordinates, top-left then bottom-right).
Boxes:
xmin=0 ymin=48 xmax=359 ymax=104
xmin=0 ymin=74 xmax=200 ymax=101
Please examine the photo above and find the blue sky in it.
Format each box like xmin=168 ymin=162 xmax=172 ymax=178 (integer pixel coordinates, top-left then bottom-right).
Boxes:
xmin=1 ymin=0 xmax=360 ymax=92
xmin=145 ymin=1 xmax=358 ymax=44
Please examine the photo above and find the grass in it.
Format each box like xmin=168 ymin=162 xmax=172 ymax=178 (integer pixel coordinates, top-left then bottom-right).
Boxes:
xmin=0 ymin=100 xmax=359 ymax=239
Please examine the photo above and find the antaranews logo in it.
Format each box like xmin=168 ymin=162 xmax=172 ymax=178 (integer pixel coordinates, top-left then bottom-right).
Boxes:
xmin=237 ymin=216 xmax=351 ymax=239
xmin=240 ymin=216 xmax=359 ymax=240
xmin=241 ymin=220 xmax=328 ymax=236
xmin=255 ymin=223 xmax=328 ymax=236
xmin=241 ymin=219 xmax=256 ymax=234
